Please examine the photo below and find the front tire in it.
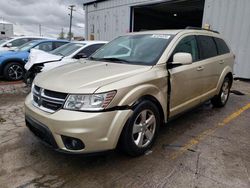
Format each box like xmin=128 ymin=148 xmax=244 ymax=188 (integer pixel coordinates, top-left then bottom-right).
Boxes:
xmin=120 ymin=100 xmax=161 ymax=156
xmin=3 ymin=62 xmax=24 ymax=81
xmin=211 ymin=77 xmax=232 ymax=107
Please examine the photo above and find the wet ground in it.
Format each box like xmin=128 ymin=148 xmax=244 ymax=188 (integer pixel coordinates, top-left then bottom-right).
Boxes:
xmin=0 ymin=80 xmax=250 ymax=188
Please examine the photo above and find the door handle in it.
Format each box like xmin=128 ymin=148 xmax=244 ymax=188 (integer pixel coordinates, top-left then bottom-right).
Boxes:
xmin=197 ymin=66 xmax=204 ymax=71
xmin=219 ymin=60 xmax=225 ymax=64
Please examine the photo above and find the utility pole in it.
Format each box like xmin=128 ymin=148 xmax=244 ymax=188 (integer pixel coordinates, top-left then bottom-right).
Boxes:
xmin=68 ymin=5 xmax=75 ymax=41
xmin=39 ymin=24 xmax=42 ymax=36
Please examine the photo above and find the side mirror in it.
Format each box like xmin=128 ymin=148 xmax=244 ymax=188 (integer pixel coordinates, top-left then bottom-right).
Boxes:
xmin=5 ymin=43 xmax=12 ymax=48
xmin=74 ymin=53 xmax=88 ymax=59
xmin=172 ymin=52 xmax=193 ymax=65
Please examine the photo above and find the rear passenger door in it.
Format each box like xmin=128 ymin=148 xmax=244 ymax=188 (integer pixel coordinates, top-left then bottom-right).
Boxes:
xmin=196 ymin=35 xmax=222 ymax=99
xmin=214 ymin=37 xmax=232 ymax=73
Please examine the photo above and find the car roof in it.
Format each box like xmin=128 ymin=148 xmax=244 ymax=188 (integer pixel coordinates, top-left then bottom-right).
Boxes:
xmin=70 ymin=40 xmax=108 ymax=44
xmin=127 ymin=29 xmax=221 ymax=38
xmin=31 ymin=39 xmax=69 ymax=43
xmin=12 ymin=36 xmax=54 ymax=39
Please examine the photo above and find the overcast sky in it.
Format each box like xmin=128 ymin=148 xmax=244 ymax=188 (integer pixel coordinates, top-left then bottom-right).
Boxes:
xmin=0 ymin=0 xmax=85 ymax=38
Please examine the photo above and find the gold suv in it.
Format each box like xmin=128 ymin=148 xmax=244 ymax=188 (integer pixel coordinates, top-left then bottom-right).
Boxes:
xmin=25 ymin=29 xmax=234 ymax=156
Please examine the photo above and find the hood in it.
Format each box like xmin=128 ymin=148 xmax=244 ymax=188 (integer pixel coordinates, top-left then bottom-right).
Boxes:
xmin=35 ymin=60 xmax=152 ymax=94
xmin=25 ymin=49 xmax=63 ymax=70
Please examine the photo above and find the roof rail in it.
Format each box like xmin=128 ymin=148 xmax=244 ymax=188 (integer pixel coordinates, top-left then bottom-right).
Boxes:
xmin=185 ymin=26 xmax=220 ymax=34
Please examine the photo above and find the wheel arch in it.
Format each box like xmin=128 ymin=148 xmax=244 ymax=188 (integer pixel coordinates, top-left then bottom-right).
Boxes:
xmin=2 ymin=58 xmax=25 ymax=70
xmin=132 ymin=95 xmax=165 ymax=126
xmin=216 ymin=66 xmax=233 ymax=95
xmin=115 ymin=94 xmax=166 ymax=150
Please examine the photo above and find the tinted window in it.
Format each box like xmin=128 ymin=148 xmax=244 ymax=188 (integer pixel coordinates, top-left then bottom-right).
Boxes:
xmin=17 ymin=40 xmax=39 ymax=51
xmin=214 ymin=38 xmax=230 ymax=55
xmin=7 ymin=38 xmax=29 ymax=47
xmin=51 ymin=43 xmax=85 ymax=56
xmin=197 ymin=36 xmax=217 ymax=59
xmin=170 ymin=35 xmax=199 ymax=62
xmin=53 ymin=41 xmax=68 ymax=49
xmin=79 ymin=44 xmax=104 ymax=57
xmin=34 ymin=42 xmax=53 ymax=52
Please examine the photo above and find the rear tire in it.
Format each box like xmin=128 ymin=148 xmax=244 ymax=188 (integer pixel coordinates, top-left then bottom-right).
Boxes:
xmin=3 ymin=62 xmax=24 ymax=81
xmin=211 ymin=77 xmax=232 ymax=107
xmin=119 ymin=100 xmax=160 ymax=156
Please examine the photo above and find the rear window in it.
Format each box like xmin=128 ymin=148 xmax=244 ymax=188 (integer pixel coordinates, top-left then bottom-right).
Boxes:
xmin=197 ymin=35 xmax=217 ymax=59
xmin=214 ymin=37 xmax=230 ymax=55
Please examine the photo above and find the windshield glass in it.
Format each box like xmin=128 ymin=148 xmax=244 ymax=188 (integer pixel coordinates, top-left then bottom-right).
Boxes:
xmin=90 ymin=34 xmax=173 ymax=65
xmin=0 ymin=39 xmax=7 ymax=45
xmin=16 ymin=41 xmax=38 ymax=51
xmin=51 ymin=43 xmax=85 ymax=56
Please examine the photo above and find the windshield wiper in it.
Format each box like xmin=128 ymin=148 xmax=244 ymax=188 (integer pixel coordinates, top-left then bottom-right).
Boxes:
xmin=90 ymin=57 xmax=130 ymax=63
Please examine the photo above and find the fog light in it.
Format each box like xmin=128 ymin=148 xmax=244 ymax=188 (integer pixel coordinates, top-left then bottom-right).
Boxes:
xmin=61 ymin=135 xmax=85 ymax=150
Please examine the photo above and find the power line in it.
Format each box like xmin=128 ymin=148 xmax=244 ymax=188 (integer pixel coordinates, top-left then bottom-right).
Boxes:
xmin=68 ymin=5 xmax=76 ymax=41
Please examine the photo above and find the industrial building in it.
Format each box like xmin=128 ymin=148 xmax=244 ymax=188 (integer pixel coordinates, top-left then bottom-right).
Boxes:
xmin=83 ymin=0 xmax=250 ymax=79
xmin=0 ymin=21 xmax=14 ymax=39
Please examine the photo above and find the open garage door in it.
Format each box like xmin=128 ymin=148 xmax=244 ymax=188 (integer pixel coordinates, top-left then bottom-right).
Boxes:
xmin=131 ymin=0 xmax=205 ymax=32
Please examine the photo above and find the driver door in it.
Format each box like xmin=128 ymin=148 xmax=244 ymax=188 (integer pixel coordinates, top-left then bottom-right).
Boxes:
xmin=168 ymin=35 xmax=204 ymax=117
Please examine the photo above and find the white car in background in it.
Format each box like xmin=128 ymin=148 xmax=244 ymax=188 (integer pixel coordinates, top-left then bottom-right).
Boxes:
xmin=24 ymin=40 xmax=107 ymax=85
xmin=0 ymin=36 xmax=51 ymax=51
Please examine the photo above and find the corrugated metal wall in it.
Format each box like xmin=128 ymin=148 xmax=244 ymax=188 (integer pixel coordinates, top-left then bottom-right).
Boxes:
xmin=203 ymin=0 xmax=250 ymax=78
xmin=84 ymin=0 xmax=167 ymax=41
xmin=84 ymin=0 xmax=250 ymax=78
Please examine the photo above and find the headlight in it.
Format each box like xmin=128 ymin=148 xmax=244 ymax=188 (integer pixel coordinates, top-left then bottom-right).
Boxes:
xmin=64 ymin=90 xmax=116 ymax=111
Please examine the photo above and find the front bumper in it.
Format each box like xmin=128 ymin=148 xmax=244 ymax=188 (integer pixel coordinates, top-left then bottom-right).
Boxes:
xmin=25 ymin=94 xmax=133 ymax=154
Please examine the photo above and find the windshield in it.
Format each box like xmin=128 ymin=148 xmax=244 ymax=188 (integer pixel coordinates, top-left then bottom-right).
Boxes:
xmin=50 ymin=43 xmax=85 ymax=56
xmin=0 ymin=39 xmax=7 ymax=45
xmin=90 ymin=34 xmax=173 ymax=65
xmin=16 ymin=40 xmax=39 ymax=51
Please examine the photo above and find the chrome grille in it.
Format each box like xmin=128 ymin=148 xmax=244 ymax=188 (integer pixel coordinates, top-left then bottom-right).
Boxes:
xmin=32 ymin=85 xmax=68 ymax=113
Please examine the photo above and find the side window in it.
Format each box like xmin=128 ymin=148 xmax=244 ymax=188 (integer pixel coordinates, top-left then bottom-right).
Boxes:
xmin=6 ymin=38 xmax=29 ymax=47
xmin=170 ymin=35 xmax=199 ymax=62
xmin=214 ymin=38 xmax=230 ymax=55
xmin=77 ymin=44 xmax=104 ymax=58
xmin=53 ymin=42 xmax=67 ymax=49
xmin=34 ymin=42 xmax=53 ymax=52
xmin=197 ymin=36 xmax=217 ymax=59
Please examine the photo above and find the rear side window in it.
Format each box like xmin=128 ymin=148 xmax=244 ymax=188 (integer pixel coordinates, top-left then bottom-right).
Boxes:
xmin=170 ymin=35 xmax=199 ymax=62
xmin=214 ymin=38 xmax=230 ymax=55
xmin=78 ymin=44 xmax=105 ymax=58
xmin=34 ymin=42 xmax=53 ymax=52
xmin=53 ymin=42 xmax=68 ymax=49
xmin=197 ymin=36 xmax=217 ymax=59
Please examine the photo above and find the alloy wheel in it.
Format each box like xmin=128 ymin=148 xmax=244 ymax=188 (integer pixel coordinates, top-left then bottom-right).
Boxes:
xmin=221 ymin=80 xmax=230 ymax=104
xmin=132 ymin=109 xmax=156 ymax=148
xmin=8 ymin=64 xmax=23 ymax=80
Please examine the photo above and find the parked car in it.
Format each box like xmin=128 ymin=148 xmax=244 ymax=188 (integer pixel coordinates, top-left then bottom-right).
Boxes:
xmin=0 ymin=36 xmax=52 ymax=52
xmin=24 ymin=41 xmax=107 ymax=85
xmin=25 ymin=29 xmax=234 ymax=156
xmin=0 ymin=39 xmax=68 ymax=81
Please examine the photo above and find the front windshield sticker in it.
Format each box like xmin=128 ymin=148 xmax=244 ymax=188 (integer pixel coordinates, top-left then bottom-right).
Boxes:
xmin=151 ymin=34 xmax=171 ymax=40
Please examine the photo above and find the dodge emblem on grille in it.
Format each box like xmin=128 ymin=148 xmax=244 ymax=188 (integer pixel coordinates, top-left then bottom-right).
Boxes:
xmin=37 ymin=88 xmax=44 ymax=106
